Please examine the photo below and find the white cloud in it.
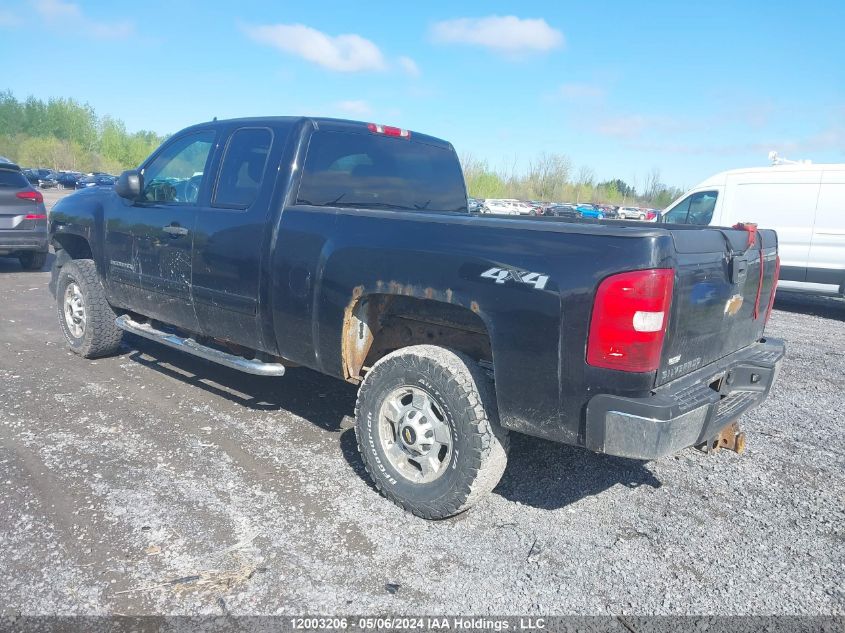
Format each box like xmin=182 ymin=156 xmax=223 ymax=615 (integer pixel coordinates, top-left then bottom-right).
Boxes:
xmin=556 ymin=82 xmax=605 ymax=101
xmin=596 ymin=115 xmax=650 ymax=140
xmin=430 ymin=15 xmax=563 ymax=54
xmin=628 ymin=126 xmax=845 ymax=157
xmin=31 ymin=0 xmax=133 ymax=38
xmin=595 ymin=114 xmax=689 ymax=140
xmin=242 ymin=22 xmax=386 ymax=72
xmin=397 ymin=56 xmax=420 ymax=77
xmin=335 ymin=100 xmax=372 ymax=116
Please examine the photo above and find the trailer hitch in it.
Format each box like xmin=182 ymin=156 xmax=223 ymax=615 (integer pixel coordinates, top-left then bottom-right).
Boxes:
xmin=704 ymin=421 xmax=747 ymax=454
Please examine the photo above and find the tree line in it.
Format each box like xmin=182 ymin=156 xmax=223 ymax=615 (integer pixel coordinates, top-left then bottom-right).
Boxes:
xmin=0 ymin=90 xmax=164 ymax=174
xmin=461 ymin=153 xmax=684 ymax=209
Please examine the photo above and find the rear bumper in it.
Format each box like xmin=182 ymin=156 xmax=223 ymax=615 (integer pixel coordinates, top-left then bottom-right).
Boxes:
xmin=0 ymin=229 xmax=49 ymax=255
xmin=585 ymin=338 xmax=785 ymax=460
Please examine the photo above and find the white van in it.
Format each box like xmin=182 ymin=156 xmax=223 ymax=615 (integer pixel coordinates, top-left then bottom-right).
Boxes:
xmin=660 ymin=163 xmax=845 ymax=295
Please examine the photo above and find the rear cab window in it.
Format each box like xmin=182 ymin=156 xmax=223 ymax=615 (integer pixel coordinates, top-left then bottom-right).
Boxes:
xmin=296 ymin=131 xmax=467 ymax=213
xmin=0 ymin=169 xmax=28 ymax=188
xmin=663 ymin=191 xmax=718 ymax=225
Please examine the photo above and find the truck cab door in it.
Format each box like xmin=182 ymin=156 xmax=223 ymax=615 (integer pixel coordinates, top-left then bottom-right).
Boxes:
xmin=192 ymin=125 xmax=282 ymax=349
xmin=105 ymin=129 xmax=217 ymax=332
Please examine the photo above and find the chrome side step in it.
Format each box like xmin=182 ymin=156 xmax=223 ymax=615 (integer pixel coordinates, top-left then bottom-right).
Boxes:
xmin=115 ymin=315 xmax=286 ymax=377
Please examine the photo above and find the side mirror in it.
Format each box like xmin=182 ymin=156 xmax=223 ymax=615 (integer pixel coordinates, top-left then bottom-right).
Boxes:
xmin=115 ymin=170 xmax=142 ymax=200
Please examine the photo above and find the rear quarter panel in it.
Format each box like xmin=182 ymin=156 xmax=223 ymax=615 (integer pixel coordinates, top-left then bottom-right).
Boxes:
xmin=271 ymin=208 xmax=668 ymax=444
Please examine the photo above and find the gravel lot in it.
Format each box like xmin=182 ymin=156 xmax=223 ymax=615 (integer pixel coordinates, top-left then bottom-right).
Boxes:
xmin=0 ymin=190 xmax=843 ymax=616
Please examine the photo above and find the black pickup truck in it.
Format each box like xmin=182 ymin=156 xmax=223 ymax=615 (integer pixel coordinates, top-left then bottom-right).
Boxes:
xmin=48 ymin=117 xmax=785 ymax=519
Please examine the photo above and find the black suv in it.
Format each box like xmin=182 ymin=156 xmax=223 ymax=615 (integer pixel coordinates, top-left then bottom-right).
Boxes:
xmin=0 ymin=162 xmax=49 ymax=270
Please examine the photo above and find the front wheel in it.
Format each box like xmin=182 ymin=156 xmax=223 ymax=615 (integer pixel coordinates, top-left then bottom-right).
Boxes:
xmin=355 ymin=345 xmax=509 ymax=519
xmin=56 ymin=259 xmax=123 ymax=358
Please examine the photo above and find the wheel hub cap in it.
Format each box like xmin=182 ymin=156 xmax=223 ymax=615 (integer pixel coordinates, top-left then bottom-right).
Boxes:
xmin=379 ymin=386 xmax=453 ymax=484
xmin=63 ymin=282 xmax=86 ymax=338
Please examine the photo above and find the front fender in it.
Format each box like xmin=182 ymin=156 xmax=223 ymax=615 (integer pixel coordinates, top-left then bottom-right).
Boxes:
xmin=49 ymin=188 xmax=107 ymax=276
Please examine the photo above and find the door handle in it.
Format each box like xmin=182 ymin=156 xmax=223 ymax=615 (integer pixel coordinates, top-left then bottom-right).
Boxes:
xmin=162 ymin=224 xmax=189 ymax=237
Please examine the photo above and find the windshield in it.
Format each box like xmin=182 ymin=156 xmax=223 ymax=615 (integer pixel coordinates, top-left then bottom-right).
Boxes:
xmin=663 ymin=191 xmax=718 ymax=225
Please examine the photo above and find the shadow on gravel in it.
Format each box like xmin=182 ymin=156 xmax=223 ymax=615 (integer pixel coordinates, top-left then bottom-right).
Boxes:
xmin=124 ymin=335 xmax=358 ymax=432
xmin=0 ymin=251 xmax=55 ymax=273
xmin=493 ymin=433 xmax=662 ymax=510
xmin=123 ymin=336 xmax=662 ymax=510
xmin=774 ymin=291 xmax=845 ymax=321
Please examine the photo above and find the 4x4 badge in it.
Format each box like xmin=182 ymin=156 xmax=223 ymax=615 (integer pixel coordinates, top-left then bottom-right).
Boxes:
xmin=480 ymin=267 xmax=549 ymax=290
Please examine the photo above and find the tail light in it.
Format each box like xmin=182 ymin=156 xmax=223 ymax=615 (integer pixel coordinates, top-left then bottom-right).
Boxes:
xmin=367 ymin=122 xmax=411 ymax=139
xmin=587 ymin=269 xmax=674 ymax=372
xmin=764 ymin=256 xmax=781 ymax=325
xmin=25 ymin=213 xmax=48 ymax=220
xmin=16 ymin=190 xmax=44 ymax=203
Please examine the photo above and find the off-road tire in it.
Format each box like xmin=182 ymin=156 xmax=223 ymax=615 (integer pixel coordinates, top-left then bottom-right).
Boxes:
xmin=355 ymin=345 xmax=509 ymax=519
xmin=56 ymin=259 xmax=123 ymax=358
xmin=19 ymin=250 xmax=47 ymax=271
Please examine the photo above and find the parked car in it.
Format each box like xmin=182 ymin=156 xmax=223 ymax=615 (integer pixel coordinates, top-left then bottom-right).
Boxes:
xmin=23 ymin=169 xmax=38 ymax=185
xmin=76 ymin=174 xmax=117 ymax=189
xmin=599 ymin=205 xmax=619 ymax=219
xmin=49 ymin=116 xmax=784 ymax=519
xmin=511 ymin=200 xmax=533 ymax=215
xmin=467 ymin=197 xmax=482 ymax=213
xmin=618 ymin=206 xmax=647 ymax=220
xmin=56 ymin=172 xmax=82 ymax=189
xmin=527 ymin=200 xmax=549 ymax=215
xmin=546 ymin=204 xmax=580 ymax=219
xmin=0 ymin=162 xmax=49 ymax=270
xmin=481 ymin=199 xmax=521 ymax=215
xmin=39 ymin=175 xmax=59 ymax=189
xmin=576 ymin=204 xmax=605 ymax=219
xmin=25 ymin=168 xmax=59 ymax=188
xmin=660 ymin=161 xmax=845 ymax=296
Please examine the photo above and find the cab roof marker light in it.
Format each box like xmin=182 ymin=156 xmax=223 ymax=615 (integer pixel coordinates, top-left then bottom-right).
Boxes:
xmin=367 ymin=123 xmax=411 ymax=139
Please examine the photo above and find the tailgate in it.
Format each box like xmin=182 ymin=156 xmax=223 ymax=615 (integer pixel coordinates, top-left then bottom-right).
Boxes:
xmin=657 ymin=226 xmax=778 ymax=386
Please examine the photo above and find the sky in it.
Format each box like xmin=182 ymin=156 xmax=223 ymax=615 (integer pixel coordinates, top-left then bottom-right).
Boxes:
xmin=1 ymin=0 xmax=844 ymax=189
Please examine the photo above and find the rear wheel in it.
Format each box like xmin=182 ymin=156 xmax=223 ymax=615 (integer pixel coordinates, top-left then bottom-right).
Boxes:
xmin=56 ymin=259 xmax=123 ymax=358
xmin=19 ymin=250 xmax=47 ymax=271
xmin=638 ymin=213 xmax=646 ymax=220
xmin=355 ymin=345 xmax=509 ymax=519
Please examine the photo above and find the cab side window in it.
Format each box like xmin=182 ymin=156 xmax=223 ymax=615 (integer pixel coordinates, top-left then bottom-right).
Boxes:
xmin=141 ymin=131 xmax=215 ymax=204
xmin=213 ymin=128 xmax=273 ymax=209
xmin=663 ymin=191 xmax=718 ymax=224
